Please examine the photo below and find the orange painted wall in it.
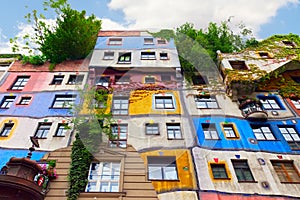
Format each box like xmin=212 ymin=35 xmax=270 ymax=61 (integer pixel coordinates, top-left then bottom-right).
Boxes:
xmin=286 ymin=98 xmax=300 ymax=116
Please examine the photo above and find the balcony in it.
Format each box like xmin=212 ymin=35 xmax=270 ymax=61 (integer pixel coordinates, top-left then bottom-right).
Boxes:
xmin=0 ymin=157 xmax=45 ymax=200
xmin=239 ymin=99 xmax=268 ymax=121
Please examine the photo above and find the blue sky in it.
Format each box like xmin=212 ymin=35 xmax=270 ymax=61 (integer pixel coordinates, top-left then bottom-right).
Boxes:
xmin=0 ymin=0 xmax=299 ymax=53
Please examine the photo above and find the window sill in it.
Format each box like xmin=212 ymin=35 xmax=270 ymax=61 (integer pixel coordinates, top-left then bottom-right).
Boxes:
xmin=213 ymin=178 xmax=231 ymax=181
xmin=80 ymin=192 xmax=126 ymax=198
xmin=6 ymin=89 xmax=22 ymax=92
xmin=148 ymin=179 xmax=180 ymax=181
xmin=280 ymin=181 xmax=300 ymax=184
xmin=53 ymin=135 xmax=65 ymax=137
xmin=238 ymin=180 xmax=258 ymax=183
xmin=35 ymin=137 xmax=47 ymax=139
xmin=167 ymin=138 xmax=183 ymax=140
xmin=146 ymin=133 xmax=160 ymax=136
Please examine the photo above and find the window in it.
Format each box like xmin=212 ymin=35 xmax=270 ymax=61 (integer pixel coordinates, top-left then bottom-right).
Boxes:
xmin=115 ymin=75 xmax=130 ymax=84
xmin=259 ymin=97 xmax=281 ymax=110
xmin=0 ymin=96 xmax=15 ymax=109
xmin=11 ymin=76 xmax=30 ymax=90
xmin=118 ymin=53 xmax=131 ymax=64
xmin=18 ymin=96 xmax=32 ymax=105
xmin=55 ymin=123 xmax=68 ymax=137
xmin=112 ymin=96 xmax=129 ymax=115
xmin=282 ymin=40 xmax=295 ymax=47
xmin=155 ymin=96 xmax=174 ymax=109
xmin=51 ymin=75 xmax=64 ymax=85
xmin=232 ymin=160 xmax=255 ymax=182
xmin=145 ymin=77 xmax=155 ymax=84
xmin=108 ymin=38 xmax=122 ymax=45
xmin=251 ymin=124 xmax=275 ymax=140
xmin=145 ymin=123 xmax=159 ymax=135
xmin=271 ymin=161 xmax=300 ymax=183
xmin=96 ymin=76 xmax=110 ymax=87
xmin=194 ymin=96 xmax=218 ymax=109
xmin=202 ymin=123 xmax=219 ymax=140
xmin=144 ymin=38 xmax=154 ymax=45
xmin=210 ymin=163 xmax=229 ymax=179
xmin=291 ymin=99 xmax=300 ymax=109
xmin=161 ymin=75 xmax=171 ymax=82
xmin=141 ymin=52 xmax=156 ymax=60
xmin=258 ymin=52 xmax=270 ymax=58
xmin=0 ymin=123 xmax=14 ymax=137
xmin=192 ymin=75 xmax=207 ymax=85
xmin=229 ymin=60 xmax=248 ymax=70
xmin=278 ymin=126 xmax=300 ymax=150
xmin=222 ymin=124 xmax=239 ymax=139
xmin=67 ymin=75 xmax=84 ymax=85
xmin=103 ymin=52 xmax=114 ymax=60
xmin=166 ymin=123 xmax=182 ymax=139
xmin=35 ymin=123 xmax=52 ymax=138
xmin=52 ymin=95 xmax=76 ymax=108
xmin=157 ymin=39 xmax=167 ymax=45
xmin=110 ymin=124 xmax=127 ymax=148
xmin=147 ymin=156 xmax=178 ymax=180
xmin=86 ymin=162 xmax=121 ymax=192
xmin=160 ymin=53 xmax=168 ymax=60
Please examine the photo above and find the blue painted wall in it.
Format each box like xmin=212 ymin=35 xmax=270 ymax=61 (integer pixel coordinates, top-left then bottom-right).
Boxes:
xmin=0 ymin=91 xmax=80 ymax=118
xmin=0 ymin=148 xmax=47 ymax=168
xmin=95 ymin=36 xmax=176 ymax=49
xmin=194 ymin=116 xmax=300 ymax=154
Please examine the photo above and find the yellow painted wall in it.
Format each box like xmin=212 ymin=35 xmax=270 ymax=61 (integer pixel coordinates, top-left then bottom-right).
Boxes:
xmin=140 ymin=149 xmax=197 ymax=193
xmin=129 ymin=90 xmax=181 ymax=115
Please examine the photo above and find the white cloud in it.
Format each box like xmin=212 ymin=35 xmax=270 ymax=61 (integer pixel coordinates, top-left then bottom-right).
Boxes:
xmin=101 ymin=18 xmax=127 ymax=30
xmin=108 ymin=0 xmax=299 ymax=36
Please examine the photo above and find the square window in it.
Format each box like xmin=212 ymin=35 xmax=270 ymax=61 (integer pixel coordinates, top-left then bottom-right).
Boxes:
xmin=86 ymin=162 xmax=121 ymax=192
xmin=141 ymin=52 xmax=156 ymax=60
xmin=271 ymin=160 xmax=300 ymax=183
xmin=147 ymin=156 xmax=178 ymax=180
xmin=144 ymin=38 xmax=154 ymax=45
xmin=160 ymin=53 xmax=168 ymax=60
xmin=96 ymin=76 xmax=110 ymax=87
xmin=161 ymin=75 xmax=171 ymax=82
xmin=232 ymin=160 xmax=255 ymax=182
xmin=278 ymin=125 xmax=300 ymax=150
xmin=112 ymin=96 xmax=129 ymax=115
xmin=67 ymin=75 xmax=84 ymax=85
xmin=210 ymin=163 xmax=229 ymax=179
xmin=103 ymin=52 xmax=114 ymax=60
xmin=157 ymin=39 xmax=167 ymax=45
xmin=0 ymin=96 xmax=16 ymax=109
xmin=166 ymin=123 xmax=182 ymax=139
xmin=35 ymin=123 xmax=52 ymax=138
xmin=291 ymin=77 xmax=300 ymax=84
xmin=0 ymin=123 xmax=14 ymax=137
xmin=118 ymin=53 xmax=131 ymax=64
xmin=18 ymin=96 xmax=32 ymax=105
xmin=108 ymin=38 xmax=122 ymax=45
xmin=282 ymin=40 xmax=295 ymax=47
xmin=51 ymin=75 xmax=64 ymax=85
xmin=55 ymin=123 xmax=68 ymax=137
xmin=291 ymin=99 xmax=300 ymax=109
xmin=110 ymin=124 xmax=127 ymax=148
xmin=202 ymin=123 xmax=219 ymax=140
xmin=11 ymin=76 xmax=30 ymax=90
xmin=115 ymin=75 xmax=130 ymax=84
xmin=222 ymin=124 xmax=239 ymax=139
xmin=194 ymin=96 xmax=218 ymax=109
xmin=259 ymin=97 xmax=281 ymax=110
xmin=258 ymin=52 xmax=270 ymax=58
xmin=251 ymin=124 xmax=275 ymax=140
xmin=229 ymin=61 xmax=248 ymax=70
xmin=192 ymin=75 xmax=208 ymax=85
xmin=155 ymin=96 xmax=174 ymax=109
xmin=145 ymin=123 xmax=159 ymax=135
xmin=145 ymin=77 xmax=155 ymax=84
xmin=52 ymin=95 xmax=76 ymax=108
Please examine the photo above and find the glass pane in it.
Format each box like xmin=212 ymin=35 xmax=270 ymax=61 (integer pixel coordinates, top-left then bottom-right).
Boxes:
xmin=110 ymin=182 xmax=119 ymax=192
xmin=163 ymin=166 xmax=177 ymax=180
xmin=100 ymin=182 xmax=109 ymax=192
xmin=86 ymin=182 xmax=97 ymax=192
xmin=148 ymin=166 xmax=162 ymax=179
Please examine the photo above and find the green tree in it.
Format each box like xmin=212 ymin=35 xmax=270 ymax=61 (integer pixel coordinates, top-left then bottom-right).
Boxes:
xmin=11 ymin=0 xmax=101 ymax=64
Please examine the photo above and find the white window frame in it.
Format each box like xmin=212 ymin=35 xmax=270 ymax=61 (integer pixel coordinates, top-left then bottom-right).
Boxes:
xmin=144 ymin=38 xmax=154 ymax=45
xmin=291 ymin=99 xmax=300 ymax=109
xmin=67 ymin=74 xmax=84 ymax=85
xmin=11 ymin=76 xmax=30 ymax=90
xmin=103 ymin=52 xmax=114 ymax=60
xmin=251 ymin=124 xmax=275 ymax=140
xmin=35 ymin=123 xmax=52 ymax=138
xmin=51 ymin=75 xmax=64 ymax=85
xmin=86 ymin=162 xmax=121 ymax=192
xmin=166 ymin=123 xmax=182 ymax=139
xmin=110 ymin=124 xmax=127 ymax=148
xmin=147 ymin=156 xmax=178 ymax=180
xmin=141 ymin=52 xmax=156 ymax=60
xmin=279 ymin=126 xmax=300 ymax=150
xmin=96 ymin=76 xmax=110 ymax=87
xmin=112 ymin=97 xmax=129 ymax=115
xmin=154 ymin=95 xmax=175 ymax=109
xmin=55 ymin=123 xmax=68 ymax=137
xmin=0 ymin=96 xmax=16 ymax=109
xmin=0 ymin=123 xmax=14 ymax=137
xmin=118 ymin=53 xmax=131 ymax=64
xmin=52 ymin=95 xmax=76 ymax=108
xmin=222 ymin=124 xmax=238 ymax=138
xmin=160 ymin=53 xmax=168 ymax=60
xmin=18 ymin=96 xmax=32 ymax=105
xmin=108 ymin=38 xmax=122 ymax=45
xmin=195 ymin=96 xmax=218 ymax=109
xmin=145 ymin=123 xmax=159 ymax=135
xmin=259 ymin=97 xmax=281 ymax=110
xmin=202 ymin=123 xmax=219 ymax=140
